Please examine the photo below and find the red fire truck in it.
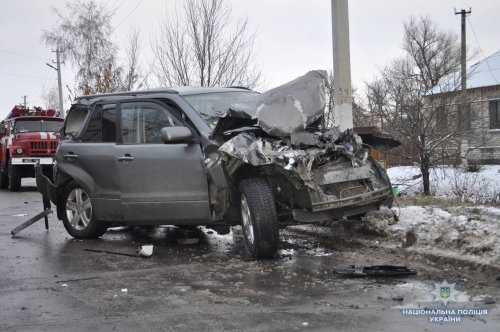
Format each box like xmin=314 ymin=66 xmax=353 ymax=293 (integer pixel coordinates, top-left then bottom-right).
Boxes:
xmin=0 ymin=105 xmax=64 ymax=191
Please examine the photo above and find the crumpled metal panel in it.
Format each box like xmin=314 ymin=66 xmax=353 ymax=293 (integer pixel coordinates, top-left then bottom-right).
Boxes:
xmin=229 ymin=70 xmax=327 ymax=137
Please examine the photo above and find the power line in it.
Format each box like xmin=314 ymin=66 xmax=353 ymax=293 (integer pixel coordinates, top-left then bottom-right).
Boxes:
xmin=114 ymin=0 xmax=144 ymax=30
xmin=0 ymin=48 xmax=50 ymax=61
xmin=0 ymin=71 xmax=57 ymax=80
xmin=466 ymin=16 xmax=499 ymax=85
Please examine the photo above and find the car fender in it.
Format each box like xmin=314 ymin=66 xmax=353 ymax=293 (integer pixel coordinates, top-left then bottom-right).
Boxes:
xmin=56 ymin=162 xmax=95 ymax=196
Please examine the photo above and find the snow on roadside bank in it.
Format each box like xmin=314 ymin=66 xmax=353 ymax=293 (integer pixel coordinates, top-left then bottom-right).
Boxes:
xmin=387 ymin=165 xmax=500 ymax=203
xmin=384 ymin=205 xmax=500 ymax=267
xmin=379 ymin=165 xmax=500 ymax=267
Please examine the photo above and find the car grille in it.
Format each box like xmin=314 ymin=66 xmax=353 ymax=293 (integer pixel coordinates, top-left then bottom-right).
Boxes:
xmin=321 ymin=180 xmax=368 ymax=198
xmin=30 ymin=141 xmax=57 ymax=154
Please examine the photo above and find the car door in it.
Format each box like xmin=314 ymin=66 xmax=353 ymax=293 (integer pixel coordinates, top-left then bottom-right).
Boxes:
xmin=58 ymin=104 xmax=121 ymax=221
xmin=115 ymin=100 xmax=211 ymax=225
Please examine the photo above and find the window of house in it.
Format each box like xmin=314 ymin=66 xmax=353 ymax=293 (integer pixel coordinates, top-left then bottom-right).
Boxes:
xmin=436 ymin=105 xmax=447 ymax=131
xmin=490 ymin=99 xmax=500 ymax=129
xmin=459 ymin=103 xmax=471 ymax=130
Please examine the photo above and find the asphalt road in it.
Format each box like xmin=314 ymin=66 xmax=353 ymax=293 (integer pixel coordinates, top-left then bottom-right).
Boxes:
xmin=0 ymin=180 xmax=498 ymax=331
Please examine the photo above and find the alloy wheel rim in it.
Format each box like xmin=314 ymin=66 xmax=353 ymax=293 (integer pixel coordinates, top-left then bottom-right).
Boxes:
xmin=240 ymin=195 xmax=254 ymax=245
xmin=66 ymin=188 xmax=92 ymax=230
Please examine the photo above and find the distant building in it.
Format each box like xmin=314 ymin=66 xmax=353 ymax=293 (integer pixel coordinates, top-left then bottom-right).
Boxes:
xmin=426 ymin=50 xmax=500 ymax=165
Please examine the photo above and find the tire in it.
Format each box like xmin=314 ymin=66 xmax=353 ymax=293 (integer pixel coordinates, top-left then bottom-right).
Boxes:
xmin=59 ymin=181 xmax=107 ymax=239
xmin=239 ymin=178 xmax=279 ymax=259
xmin=0 ymin=168 xmax=8 ymax=189
xmin=8 ymin=159 xmax=21 ymax=192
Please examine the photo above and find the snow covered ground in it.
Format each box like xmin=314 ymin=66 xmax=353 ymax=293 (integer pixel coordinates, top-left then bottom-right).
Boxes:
xmin=380 ymin=165 xmax=500 ymax=268
xmin=387 ymin=165 xmax=500 ymax=204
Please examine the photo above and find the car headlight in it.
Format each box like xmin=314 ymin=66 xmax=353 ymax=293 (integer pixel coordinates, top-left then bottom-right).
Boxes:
xmin=16 ymin=147 xmax=24 ymax=155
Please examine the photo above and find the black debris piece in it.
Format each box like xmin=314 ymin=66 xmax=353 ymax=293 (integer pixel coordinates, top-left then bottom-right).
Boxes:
xmin=332 ymin=265 xmax=417 ymax=277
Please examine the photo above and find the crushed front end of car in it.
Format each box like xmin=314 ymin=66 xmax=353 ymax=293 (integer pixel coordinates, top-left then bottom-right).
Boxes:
xmin=211 ymin=70 xmax=399 ymax=224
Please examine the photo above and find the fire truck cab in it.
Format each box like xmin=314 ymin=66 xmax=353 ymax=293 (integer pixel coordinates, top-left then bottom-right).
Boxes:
xmin=0 ymin=105 xmax=64 ymax=191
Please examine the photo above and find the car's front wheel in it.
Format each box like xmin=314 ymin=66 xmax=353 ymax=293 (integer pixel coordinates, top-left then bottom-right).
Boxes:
xmin=60 ymin=181 xmax=107 ymax=239
xmin=239 ymin=178 xmax=279 ymax=259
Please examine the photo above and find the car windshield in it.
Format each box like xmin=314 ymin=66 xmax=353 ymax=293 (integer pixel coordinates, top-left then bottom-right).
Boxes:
xmin=182 ymin=91 xmax=258 ymax=129
xmin=14 ymin=119 xmax=62 ymax=132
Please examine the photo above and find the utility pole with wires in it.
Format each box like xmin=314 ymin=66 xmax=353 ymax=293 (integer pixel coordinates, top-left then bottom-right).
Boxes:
xmin=46 ymin=47 xmax=65 ymax=118
xmin=455 ymin=8 xmax=471 ymax=168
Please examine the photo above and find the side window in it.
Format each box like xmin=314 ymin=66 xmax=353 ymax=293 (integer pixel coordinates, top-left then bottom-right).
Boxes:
xmin=81 ymin=106 xmax=102 ymax=142
xmin=120 ymin=102 xmax=181 ymax=144
xmin=80 ymin=104 xmax=117 ymax=142
xmin=102 ymin=105 xmax=117 ymax=142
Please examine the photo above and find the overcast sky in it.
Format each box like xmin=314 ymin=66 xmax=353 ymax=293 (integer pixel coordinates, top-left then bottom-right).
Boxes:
xmin=1 ymin=0 xmax=499 ymax=119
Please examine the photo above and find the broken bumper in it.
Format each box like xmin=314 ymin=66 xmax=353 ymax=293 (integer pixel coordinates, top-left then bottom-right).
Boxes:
xmin=310 ymin=186 xmax=392 ymax=211
xmin=292 ymin=186 xmax=393 ymax=222
xmin=34 ymin=164 xmax=59 ymax=204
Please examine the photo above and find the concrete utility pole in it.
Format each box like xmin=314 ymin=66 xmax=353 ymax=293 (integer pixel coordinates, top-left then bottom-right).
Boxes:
xmin=331 ymin=0 xmax=353 ymax=131
xmin=455 ymin=8 xmax=471 ymax=168
xmin=455 ymin=8 xmax=471 ymax=121
xmin=47 ymin=48 xmax=65 ymax=118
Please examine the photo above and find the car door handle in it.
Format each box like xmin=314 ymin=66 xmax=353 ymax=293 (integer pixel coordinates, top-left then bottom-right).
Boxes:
xmin=117 ymin=155 xmax=135 ymax=162
xmin=63 ymin=153 xmax=78 ymax=159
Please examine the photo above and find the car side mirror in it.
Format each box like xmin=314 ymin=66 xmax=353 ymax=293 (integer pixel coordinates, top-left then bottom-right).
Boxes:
xmin=161 ymin=126 xmax=193 ymax=143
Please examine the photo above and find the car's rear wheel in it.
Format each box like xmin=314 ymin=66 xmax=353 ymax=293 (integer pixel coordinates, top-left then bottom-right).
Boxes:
xmin=8 ymin=159 xmax=21 ymax=192
xmin=60 ymin=181 xmax=107 ymax=239
xmin=239 ymin=178 xmax=279 ymax=259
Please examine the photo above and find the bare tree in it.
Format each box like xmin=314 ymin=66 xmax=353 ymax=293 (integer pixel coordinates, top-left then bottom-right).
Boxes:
xmin=365 ymin=16 xmax=467 ymax=195
xmin=42 ymin=0 xmax=122 ymax=94
xmin=151 ymin=0 xmax=262 ymax=88
xmin=322 ymin=71 xmax=335 ymax=128
xmin=123 ymin=27 xmax=148 ymax=91
xmin=42 ymin=86 xmax=60 ymax=111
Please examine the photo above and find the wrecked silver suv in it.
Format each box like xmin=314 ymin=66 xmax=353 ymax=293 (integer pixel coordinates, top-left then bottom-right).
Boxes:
xmin=36 ymin=71 xmax=396 ymax=259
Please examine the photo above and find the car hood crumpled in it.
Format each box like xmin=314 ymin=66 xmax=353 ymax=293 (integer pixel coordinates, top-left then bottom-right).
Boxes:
xmin=229 ymin=70 xmax=328 ymax=137
xmin=213 ymin=70 xmax=399 ymax=189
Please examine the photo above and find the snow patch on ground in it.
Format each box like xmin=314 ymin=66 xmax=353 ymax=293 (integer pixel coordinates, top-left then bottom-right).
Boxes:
xmin=384 ymin=205 xmax=500 ymax=266
xmin=363 ymin=166 xmax=499 ymax=266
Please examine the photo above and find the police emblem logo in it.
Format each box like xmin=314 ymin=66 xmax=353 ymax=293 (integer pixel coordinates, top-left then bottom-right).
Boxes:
xmin=431 ymin=280 xmax=459 ymax=305
xmin=440 ymin=287 xmax=450 ymax=299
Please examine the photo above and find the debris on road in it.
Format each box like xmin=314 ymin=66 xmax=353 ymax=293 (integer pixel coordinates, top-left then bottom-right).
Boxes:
xmin=10 ymin=208 xmax=52 ymax=236
xmin=84 ymin=248 xmax=140 ymax=258
xmin=137 ymin=244 xmax=154 ymax=257
xmin=332 ymin=265 xmax=417 ymax=277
